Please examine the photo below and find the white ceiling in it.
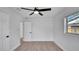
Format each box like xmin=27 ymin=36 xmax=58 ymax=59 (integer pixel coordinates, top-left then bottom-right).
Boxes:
xmin=12 ymin=7 xmax=65 ymax=19
xmin=0 ymin=7 xmax=65 ymax=22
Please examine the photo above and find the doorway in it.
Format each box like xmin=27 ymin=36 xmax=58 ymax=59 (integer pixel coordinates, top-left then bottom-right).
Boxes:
xmin=23 ymin=22 xmax=32 ymax=41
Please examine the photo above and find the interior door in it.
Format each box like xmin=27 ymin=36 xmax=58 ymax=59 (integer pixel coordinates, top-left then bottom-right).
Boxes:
xmin=23 ymin=22 xmax=32 ymax=41
xmin=0 ymin=13 xmax=3 ymax=50
xmin=0 ymin=11 xmax=10 ymax=51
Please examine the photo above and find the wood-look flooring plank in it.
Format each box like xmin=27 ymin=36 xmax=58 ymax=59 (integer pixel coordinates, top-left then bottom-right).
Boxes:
xmin=15 ymin=41 xmax=63 ymax=51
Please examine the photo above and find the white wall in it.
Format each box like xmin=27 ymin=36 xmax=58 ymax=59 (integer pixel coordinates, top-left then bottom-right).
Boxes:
xmin=24 ymin=18 xmax=54 ymax=41
xmin=9 ymin=13 xmax=22 ymax=50
xmin=53 ymin=7 xmax=79 ymax=51
xmin=0 ymin=8 xmax=23 ymax=50
xmin=32 ymin=22 xmax=53 ymax=41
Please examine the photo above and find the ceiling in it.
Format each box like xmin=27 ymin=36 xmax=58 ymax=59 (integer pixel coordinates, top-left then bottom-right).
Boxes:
xmin=0 ymin=7 xmax=65 ymax=22
xmin=12 ymin=7 xmax=65 ymax=19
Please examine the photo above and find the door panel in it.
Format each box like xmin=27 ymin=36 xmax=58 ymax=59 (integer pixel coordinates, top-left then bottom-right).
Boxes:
xmin=0 ymin=11 xmax=10 ymax=51
xmin=23 ymin=22 xmax=32 ymax=41
xmin=0 ymin=13 xmax=3 ymax=50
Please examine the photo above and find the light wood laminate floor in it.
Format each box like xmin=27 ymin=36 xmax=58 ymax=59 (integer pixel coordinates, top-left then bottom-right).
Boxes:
xmin=15 ymin=41 xmax=63 ymax=51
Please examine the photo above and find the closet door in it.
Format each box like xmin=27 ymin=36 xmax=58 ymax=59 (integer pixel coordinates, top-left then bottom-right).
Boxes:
xmin=23 ymin=22 xmax=32 ymax=41
xmin=0 ymin=13 xmax=3 ymax=50
xmin=0 ymin=11 xmax=10 ymax=51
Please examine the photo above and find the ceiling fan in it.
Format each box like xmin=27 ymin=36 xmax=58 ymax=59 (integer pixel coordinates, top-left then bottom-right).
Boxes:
xmin=21 ymin=7 xmax=51 ymax=16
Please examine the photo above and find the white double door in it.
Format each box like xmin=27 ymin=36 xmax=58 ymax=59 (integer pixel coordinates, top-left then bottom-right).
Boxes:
xmin=0 ymin=11 xmax=10 ymax=51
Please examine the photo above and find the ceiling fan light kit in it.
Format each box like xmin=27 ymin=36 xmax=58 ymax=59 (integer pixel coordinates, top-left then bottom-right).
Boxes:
xmin=34 ymin=11 xmax=39 ymax=14
xmin=21 ymin=7 xmax=51 ymax=16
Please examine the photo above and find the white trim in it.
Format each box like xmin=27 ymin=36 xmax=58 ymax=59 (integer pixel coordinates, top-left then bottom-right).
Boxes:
xmin=10 ymin=43 xmax=21 ymax=51
xmin=23 ymin=38 xmax=54 ymax=41
xmin=54 ymin=41 xmax=64 ymax=51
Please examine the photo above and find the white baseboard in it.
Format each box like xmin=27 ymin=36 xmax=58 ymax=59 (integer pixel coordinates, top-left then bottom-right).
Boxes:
xmin=54 ymin=41 xmax=64 ymax=51
xmin=23 ymin=39 xmax=54 ymax=41
xmin=10 ymin=43 xmax=21 ymax=51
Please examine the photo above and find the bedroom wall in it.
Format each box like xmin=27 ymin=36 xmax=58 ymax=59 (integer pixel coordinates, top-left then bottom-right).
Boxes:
xmin=32 ymin=21 xmax=53 ymax=41
xmin=9 ymin=12 xmax=22 ymax=50
xmin=0 ymin=8 xmax=23 ymax=50
xmin=24 ymin=17 xmax=54 ymax=41
xmin=53 ymin=7 xmax=79 ymax=51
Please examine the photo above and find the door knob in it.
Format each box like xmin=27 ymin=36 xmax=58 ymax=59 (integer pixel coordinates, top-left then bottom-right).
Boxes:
xmin=6 ymin=35 xmax=9 ymax=38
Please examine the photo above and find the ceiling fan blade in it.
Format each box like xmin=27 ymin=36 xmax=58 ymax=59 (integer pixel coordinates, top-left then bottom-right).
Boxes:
xmin=21 ymin=8 xmax=34 ymax=11
xmin=38 ymin=8 xmax=51 ymax=11
xmin=39 ymin=12 xmax=43 ymax=16
xmin=29 ymin=12 xmax=34 ymax=15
